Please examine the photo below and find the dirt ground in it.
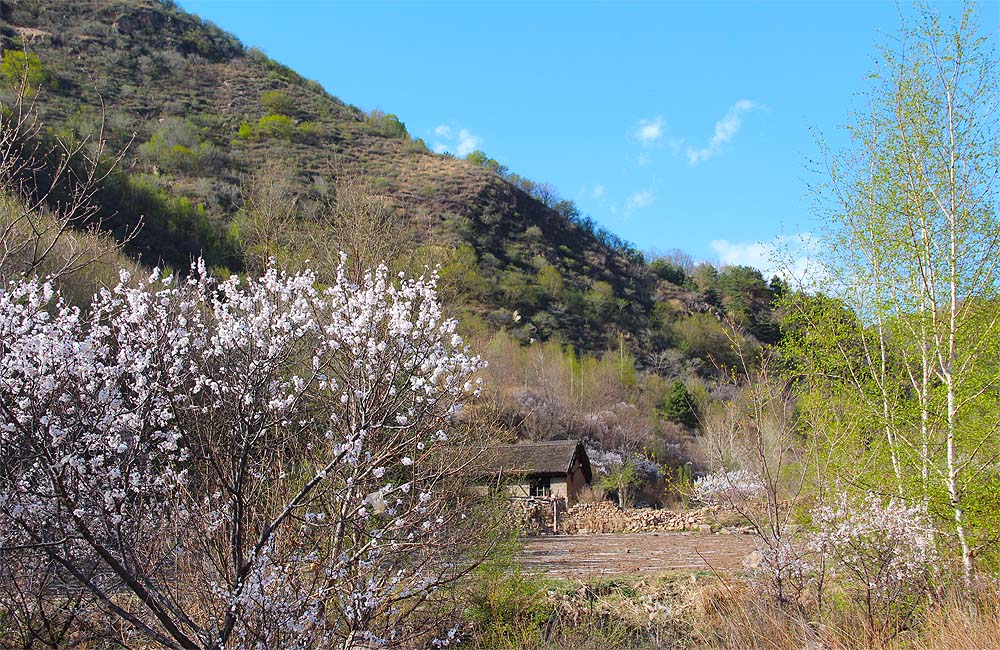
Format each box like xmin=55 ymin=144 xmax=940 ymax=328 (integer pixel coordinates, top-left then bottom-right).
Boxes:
xmin=521 ymin=531 xmax=756 ymax=579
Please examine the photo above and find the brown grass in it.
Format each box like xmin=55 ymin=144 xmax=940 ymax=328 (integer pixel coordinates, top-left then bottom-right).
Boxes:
xmin=913 ymin=586 xmax=1000 ymax=650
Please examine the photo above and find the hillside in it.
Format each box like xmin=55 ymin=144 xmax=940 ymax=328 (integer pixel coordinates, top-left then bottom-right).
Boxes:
xmin=0 ymin=0 xmax=674 ymax=351
xmin=0 ymin=0 xmax=786 ymax=365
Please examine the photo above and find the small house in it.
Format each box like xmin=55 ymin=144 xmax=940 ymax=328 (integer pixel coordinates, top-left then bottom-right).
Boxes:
xmin=489 ymin=440 xmax=593 ymax=505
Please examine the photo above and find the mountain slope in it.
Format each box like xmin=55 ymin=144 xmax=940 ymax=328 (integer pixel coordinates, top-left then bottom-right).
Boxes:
xmin=1 ymin=0 xmax=663 ymax=351
xmin=2 ymin=0 xmax=786 ymax=366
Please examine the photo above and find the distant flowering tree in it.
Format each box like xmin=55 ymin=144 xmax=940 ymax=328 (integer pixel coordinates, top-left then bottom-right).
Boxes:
xmin=0 ymin=258 xmax=491 ymax=649
xmin=587 ymin=446 xmax=660 ymax=507
xmin=691 ymin=469 xmax=766 ymax=507
xmin=812 ymin=492 xmax=938 ymax=641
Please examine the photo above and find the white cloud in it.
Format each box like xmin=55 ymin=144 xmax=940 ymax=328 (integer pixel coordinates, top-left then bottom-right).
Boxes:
xmin=455 ymin=128 xmax=481 ymax=157
xmin=636 ymin=116 xmax=664 ymax=146
xmin=709 ymin=233 xmax=824 ymax=283
xmin=687 ymin=99 xmax=760 ymax=165
xmin=626 ymin=189 xmax=654 ymax=213
xmin=431 ymin=125 xmax=482 ymax=157
xmin=592 ymin=184 xmax=606 ymax=199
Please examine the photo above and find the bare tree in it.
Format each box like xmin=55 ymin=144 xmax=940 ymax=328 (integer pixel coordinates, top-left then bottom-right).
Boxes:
xmin=0 ymin=54 xmax=134 ymax=283
xmin=693 ymin=333 xmax=814 ymax=607
xmin=315 ymin=178 xmax=404 ymax=282
xmin=235 ymin=159 xmax=300 ymax=274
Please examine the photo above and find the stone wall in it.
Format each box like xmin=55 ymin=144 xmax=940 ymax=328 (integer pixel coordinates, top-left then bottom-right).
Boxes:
xmin=508 ymin=497 xmax=567 ymax=535
xmin=555 ymin=502 xmax=723 ymax=535
xmin=510 ymin=499 xmax=735 ymax=536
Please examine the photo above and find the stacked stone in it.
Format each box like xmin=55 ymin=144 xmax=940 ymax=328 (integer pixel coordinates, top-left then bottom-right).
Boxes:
xmin=508 ymin=497 xmax=560 ymax=534
xmin=557 ymin=502 xmax=724 ymax=534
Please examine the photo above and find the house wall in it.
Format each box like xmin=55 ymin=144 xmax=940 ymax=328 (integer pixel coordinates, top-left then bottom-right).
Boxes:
xmin=484 ymin=468 xmax=588 ymax=503
xmin=507 ymin=482 xmax=531 ymax=499
xmin=564 ymin=459 xmax=590 ymax=505
xmin=504 ymin=477 xmax=567 ymax=499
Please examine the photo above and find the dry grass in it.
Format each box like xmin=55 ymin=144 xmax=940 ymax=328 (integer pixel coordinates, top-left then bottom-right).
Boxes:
xmin=912 ymin=586 xmax=1000 ymax=650
xmin=504 ymin=573 xmax=1000 ymax=650
xmin=687 ymin=578 xmax=1000 ymax=650
xmin=575 ymin=484 xmax=607 ymax=504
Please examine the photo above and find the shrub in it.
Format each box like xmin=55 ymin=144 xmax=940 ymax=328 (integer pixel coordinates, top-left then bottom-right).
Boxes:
xmin=260 ymin=89 xmax=295 ymax=116
xmin=138 ymin=118 xmax=223 ymax=174
xmin=464 ymin=534 xmax=553 ymax=648
xmin=236 ymin=120 xmax=254 ymax=139
xmin=255 ymin=113 xmax=297 ymax=140
xmin=0 ymin=51 xmax=54 ymax=94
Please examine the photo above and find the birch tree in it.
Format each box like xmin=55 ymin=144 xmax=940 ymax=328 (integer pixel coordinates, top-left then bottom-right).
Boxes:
xmin=805 ymin=1 xmax=1000 ymax=579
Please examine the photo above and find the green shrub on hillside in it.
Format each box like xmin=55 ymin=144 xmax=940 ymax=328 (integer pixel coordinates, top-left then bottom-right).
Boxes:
xmin=139 ymin=118 xmax=224 ymax=174
xmin=466 ymin=149 xmax=509 ymax=176
xmin=256 ymin=113 xmax=297 ymax=140
xmin=237 ymin=114 xmax=319 ymax=143
xmin=537 ymin=263 xmax=564 ymax=298
xmin=98 ymin=173 xmax=240 ymax=271
xmin=0 ymin=51 xmax=55 ymax=94
xmin=260 ymin=89 xmax=296 ymax=117
xmin=364 ymin=110 xmax=408 ymax=139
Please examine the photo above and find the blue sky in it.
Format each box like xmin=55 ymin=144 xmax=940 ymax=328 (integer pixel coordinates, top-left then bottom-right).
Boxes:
xmin=180 ymin=1 xmax=998 ymax=275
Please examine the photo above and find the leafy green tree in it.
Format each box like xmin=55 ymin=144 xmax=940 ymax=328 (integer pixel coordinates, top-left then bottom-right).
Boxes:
xmin=366 ymin=109 xmax=407 ymax=138
xmin=598 ymin=460 xmax=642 ymax=508
xmin=409 ymin=243 xmax=489 ymax=304
xmin=465 ymin=150 xmax=489 ymax=166
xmin=378 ymin=113 xmax=407 ymax=138
xmin=583 ymin=280 xmax=614 ymax=321
xmin=662 ymin=380 xmax=698 ymax=428
xmin=718 ymin=265 xmax=769 ymax=325
xmin=465 ymin=149 xmax=508 ymax=175
xmin=691 ymin=262 xmax=721 ymax=306
xmin=498 ymin=271 xmax=542 ymax=312
xmin=649 ymin=259 xmax=686 ymax=285
xmin=552 ymin=199 xmax=579 ymax=221
xmin=673 ymin=312 xmax=738 ymax=365
xmin=0 ymin=51 xmax=54 ymax=94
xmin=536 ymin=263 xmax=564 ymax=298
xmin=768 ymin=275 xmax=787 ymax=300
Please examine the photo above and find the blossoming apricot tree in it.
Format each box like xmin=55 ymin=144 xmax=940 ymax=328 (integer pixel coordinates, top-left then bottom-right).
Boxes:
xmin=812 ymin=492 xmax=937 ymax=641
xmin=0 ymin=258 xmax=490 ymax=649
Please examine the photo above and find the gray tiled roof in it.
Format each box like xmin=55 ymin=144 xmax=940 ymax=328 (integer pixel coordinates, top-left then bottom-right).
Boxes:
xmin=487 ymin=440 xmax=592 ymax=481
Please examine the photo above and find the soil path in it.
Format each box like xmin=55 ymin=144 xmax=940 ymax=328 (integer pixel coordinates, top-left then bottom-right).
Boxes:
xmin=521 ymin=531 xmax=756 ymax=579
